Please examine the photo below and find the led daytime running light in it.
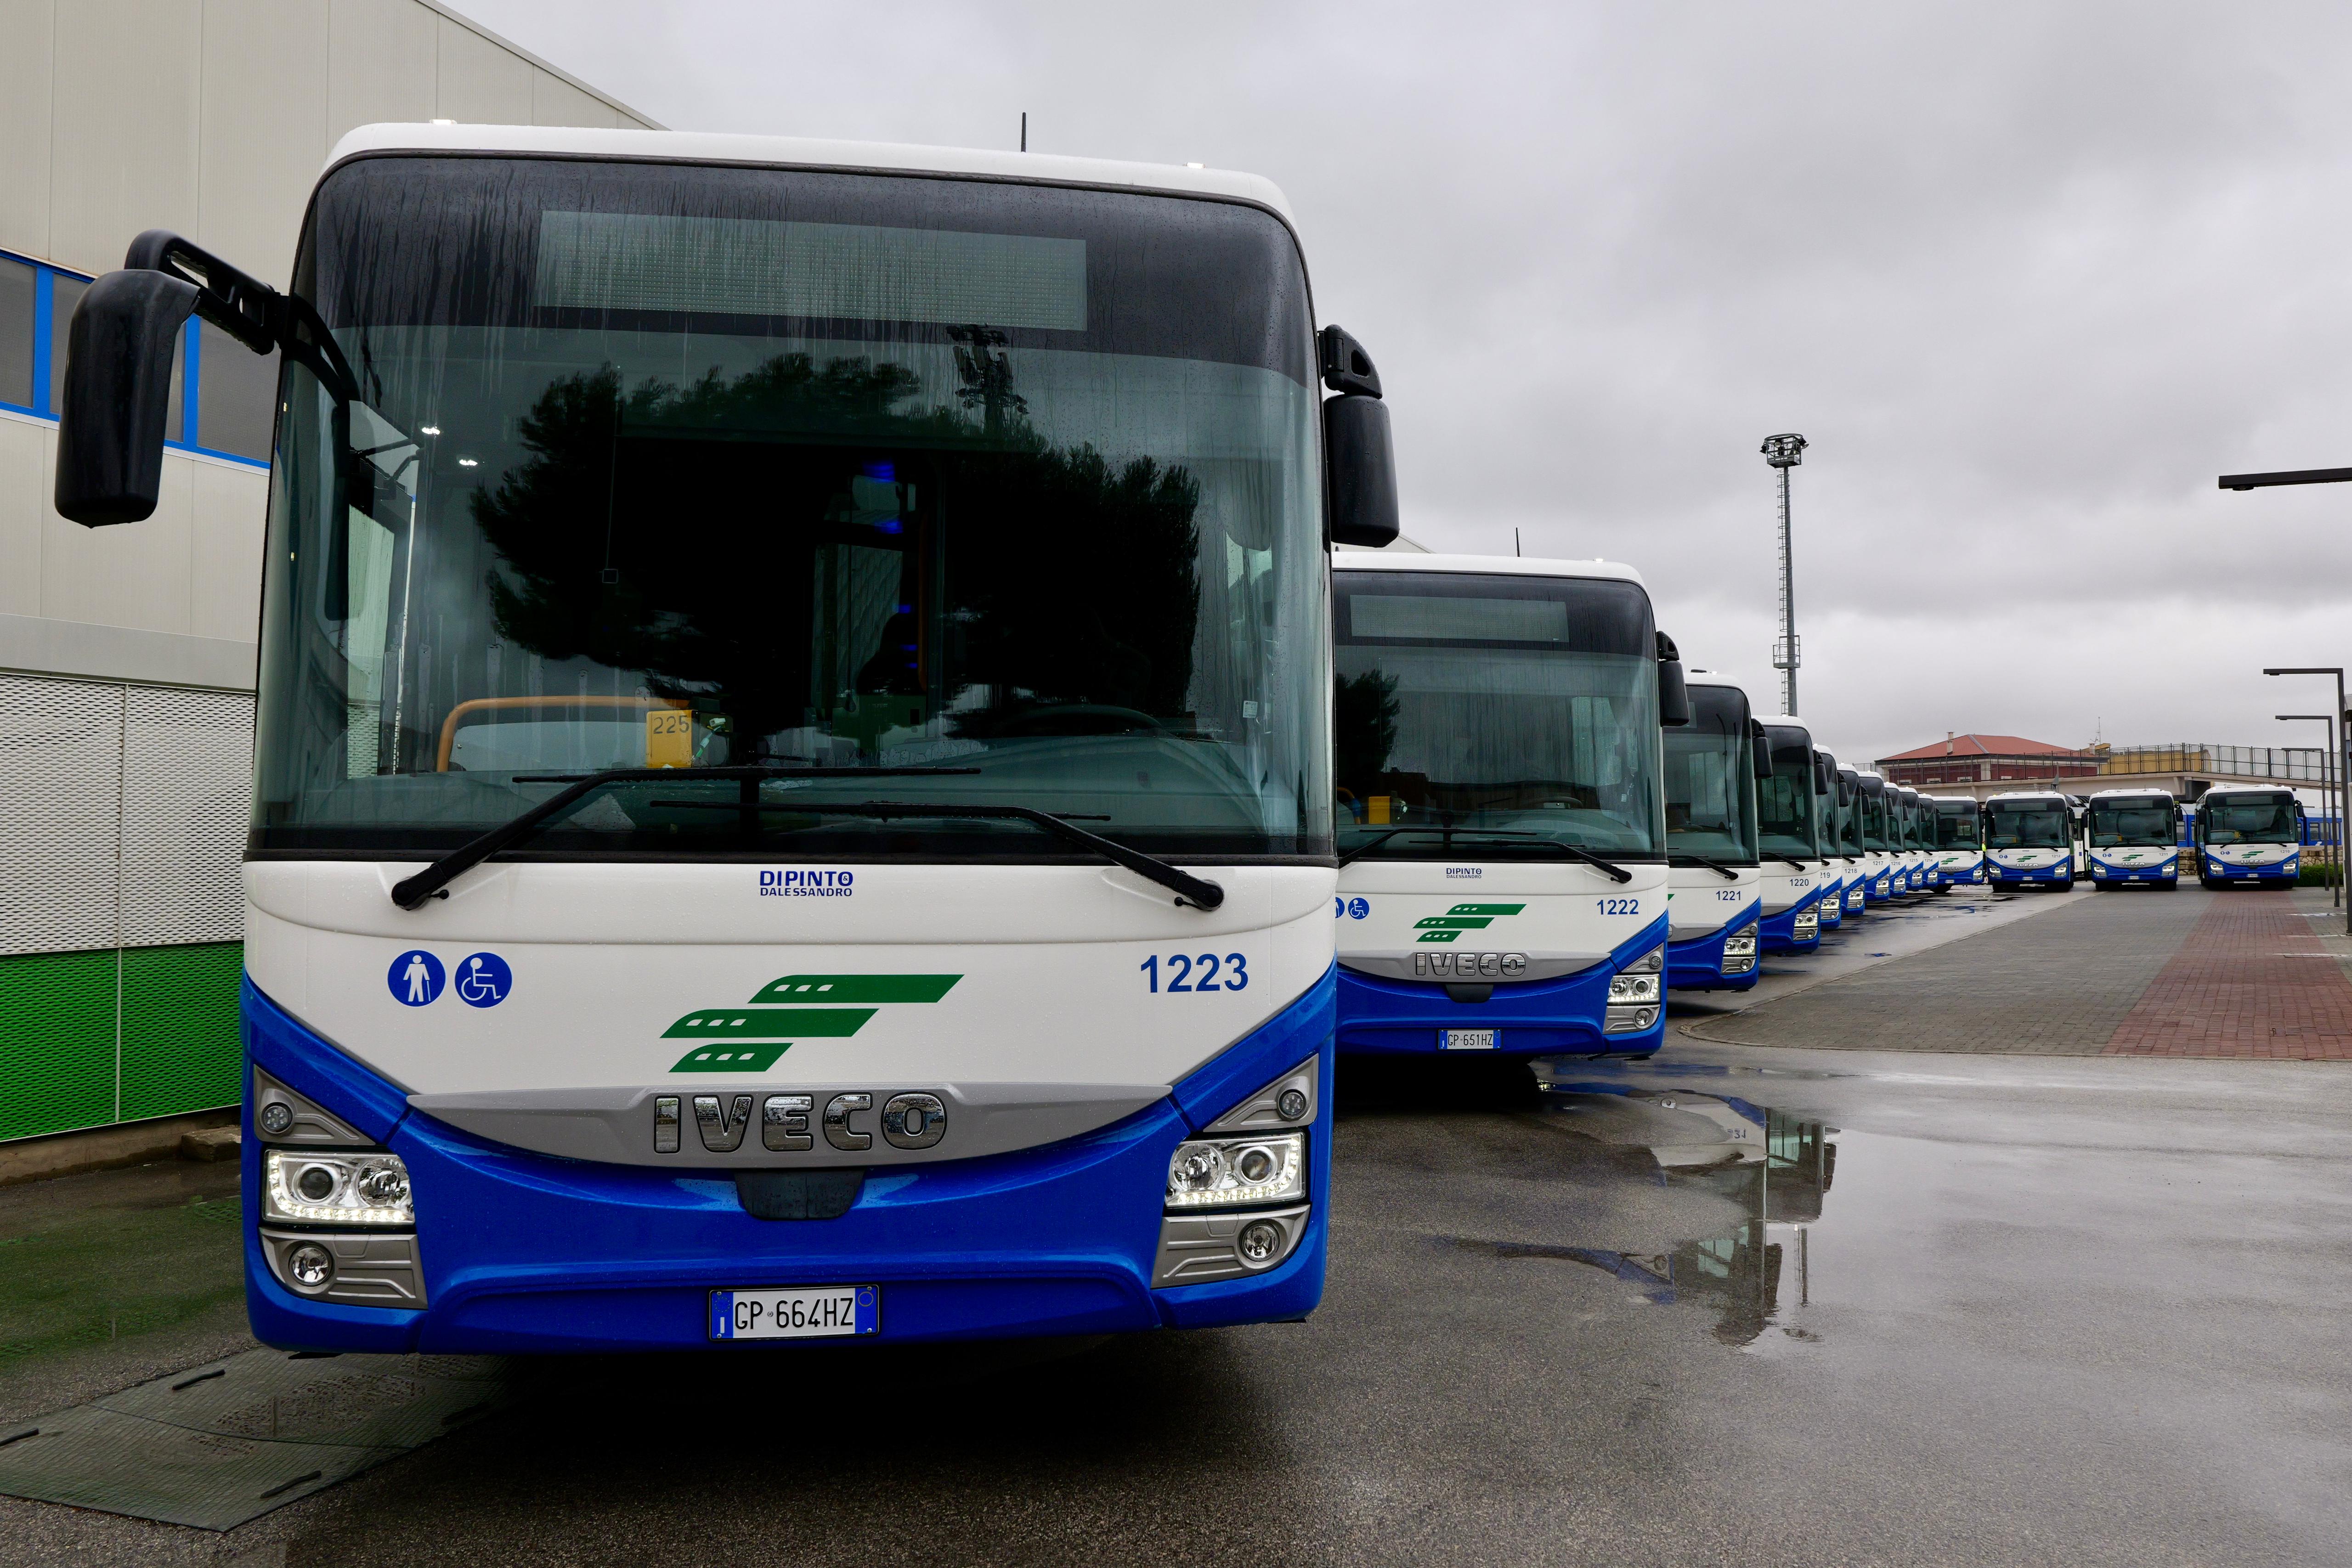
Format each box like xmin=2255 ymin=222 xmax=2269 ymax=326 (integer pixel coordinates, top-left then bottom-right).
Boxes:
xmin=1165 ymin=1133 xmax=1306 ymax=1210
xmin=263 ymin=1150 xmax=415 ymax=1227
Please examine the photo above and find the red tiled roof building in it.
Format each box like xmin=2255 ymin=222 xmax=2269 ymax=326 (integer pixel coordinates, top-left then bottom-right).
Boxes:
xmin=1876 ymin=734 xmax=2097 ymax=787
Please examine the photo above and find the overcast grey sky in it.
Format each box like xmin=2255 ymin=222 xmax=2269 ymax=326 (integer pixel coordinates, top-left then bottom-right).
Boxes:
xmin=463 ymin=0 xmax=2352 ymax=770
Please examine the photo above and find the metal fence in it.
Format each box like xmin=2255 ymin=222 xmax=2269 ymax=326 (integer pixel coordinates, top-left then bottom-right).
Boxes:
xmin=2098 ymin=745 xmax=2334 ymax=782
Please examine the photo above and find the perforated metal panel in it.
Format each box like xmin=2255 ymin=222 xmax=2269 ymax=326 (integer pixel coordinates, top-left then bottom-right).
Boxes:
xmin=0 ymin=676 xmax=124 ymax=956
xmin=121 ymin=688 xmax=254 ymax=948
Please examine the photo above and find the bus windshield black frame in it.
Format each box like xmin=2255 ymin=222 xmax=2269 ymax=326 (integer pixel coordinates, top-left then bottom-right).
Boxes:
xmin=1758 ymin=726 xmax=1821 ymax=860
xmin=1664 ymin=685 xmax=1759 ymax=865
xmin=249 ymin=155 xmax=1329 ymax=863
xmin=1934 ymin=801 xmax=1981 ymax=849
xmin=2200 ymin=793 xmax=2300 ymax=845
xmin=2088 ymin=796 xmax=2175 ymax=847
xmin=1985 ymin=798 xmax=2071 ymax=849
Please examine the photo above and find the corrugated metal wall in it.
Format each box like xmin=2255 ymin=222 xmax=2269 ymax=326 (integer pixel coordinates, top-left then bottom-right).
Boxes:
xmin=0 ymin=675 xmax=250 ymax=1140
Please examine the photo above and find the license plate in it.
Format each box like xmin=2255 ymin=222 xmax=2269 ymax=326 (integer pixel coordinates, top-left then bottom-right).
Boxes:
xmin=1441 ymin=1028 xmax=1498 ymax=1050
xmin=710 ymin=1285 xmax=879 ymax=1340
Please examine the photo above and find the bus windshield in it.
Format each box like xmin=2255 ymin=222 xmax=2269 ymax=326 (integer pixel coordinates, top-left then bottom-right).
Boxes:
xmin=252 ymin=157 xmax=1328 ymax=860
xmin=1333 ymin=571 xmax=1662 ymax=860
xmin=2089 ymin=800 xmax=2173 ymax=846
xmin=1935 ymin=805 xmax=1981 ymax=849
xmin=1859 ymin=788 xmax=1889 ymax=852
xmin=1836 ymin=775 xmax=1864 ymax=855
xmin=2203 ymin=795 xmax=2298 ymax=844
xmin=1758 ymin=727 xmax=1820 ymax=860
xmin=1664 ymin=687 xmax=1758 ymax=863
xmin=1985 ymin=801 xmax=2070 ymax=849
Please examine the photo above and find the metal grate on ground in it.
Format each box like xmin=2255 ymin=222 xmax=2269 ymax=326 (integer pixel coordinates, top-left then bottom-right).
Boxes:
xmin=0 ymin=1348 xmax=509 ymax=1531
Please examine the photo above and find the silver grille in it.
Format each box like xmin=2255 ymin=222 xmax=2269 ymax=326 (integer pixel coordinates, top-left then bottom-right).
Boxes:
xmin=0 ymin=677 xmax=126 ymax=955
xmin=121 ymin=688 xmax=253 ymax=947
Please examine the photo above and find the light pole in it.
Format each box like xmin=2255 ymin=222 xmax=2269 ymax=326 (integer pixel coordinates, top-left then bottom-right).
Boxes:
xmin=2263 ymin=667 xmax=2348 ymax=934
xmin=2277 ymin=713 xmax=2338 ymax=906
xmin=1761 ymin=433 xmax=1808 ymax=716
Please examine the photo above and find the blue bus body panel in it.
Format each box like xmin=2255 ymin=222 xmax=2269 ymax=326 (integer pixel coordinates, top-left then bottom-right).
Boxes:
xmin=241 ymin=971 xmax=1334 ymax=1354
xmin=1988 ymin=860 xmax=2071 ymax=885
xmin=1668 ymin=901 xmax=1764 ymax=990
xmin=2199 ymin=852 xmax=2297 ymax=886
xmin=1758 ymin=884 xmax=1825 ymax=955
xmin=1336 ymin=913 xmax=1668 ymax=1058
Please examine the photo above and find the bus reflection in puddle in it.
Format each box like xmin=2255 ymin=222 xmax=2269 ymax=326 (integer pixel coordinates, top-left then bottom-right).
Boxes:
xmin=1504 ymin=1076 xmax=1839 ymax=1345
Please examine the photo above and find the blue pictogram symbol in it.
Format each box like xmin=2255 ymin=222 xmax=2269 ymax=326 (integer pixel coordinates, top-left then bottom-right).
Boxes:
xmin=1348 ymin=897 xmax=1370 ymax=919
xmin=1334 ymin=897 xmax=1345 ymax=918
xmin=389 ymin=950 xmax=445 ymax=1007
xmin=455 ymin=951 xmax=511 ymax=1008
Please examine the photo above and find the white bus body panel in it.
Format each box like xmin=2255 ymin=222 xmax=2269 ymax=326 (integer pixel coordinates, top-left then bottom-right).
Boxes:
xmin=1669 ymin=865 xmax=1763 ymax=938
xmin=1335 ymin=861 xmax=1668 ymax=980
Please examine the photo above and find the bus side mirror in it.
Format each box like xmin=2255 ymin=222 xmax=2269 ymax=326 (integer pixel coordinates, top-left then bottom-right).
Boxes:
xmin=54 ymin=269 xmax=200 ymax=526
xmin=1753 ymin=732 xmax=1774 ymax=783
xmin=1320 ymin=325 xmax=1399 ymax=548
xmin=1814 ymin=757 xmax=1833 ymax=795
xmin=1656 ymin=631 xmax=1690 ymax=727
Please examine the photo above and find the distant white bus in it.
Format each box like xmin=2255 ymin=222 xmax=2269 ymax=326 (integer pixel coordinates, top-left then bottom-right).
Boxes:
xmin=2084 ymin=789 xmax=2180 ymax=890
xmin=1984 ymin=790 xmax=2076 ymax=890
xmin=1928 ymin=796 xmax=1984 ymax=889
xmin=2193 ymin=786 xmax=2302 ymax=889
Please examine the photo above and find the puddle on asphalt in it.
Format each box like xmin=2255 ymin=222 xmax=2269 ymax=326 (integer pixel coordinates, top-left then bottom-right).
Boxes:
xmin=1495 ymin=1060 xmax=1843 ymax=1348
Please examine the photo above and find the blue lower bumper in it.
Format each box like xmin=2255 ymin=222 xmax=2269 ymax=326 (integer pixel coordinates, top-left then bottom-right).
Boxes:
xmin=1668 ymin=902 xmax=1763 ymax=991
xmin=2201 ymin=857 xmax=2296 ymax=884
xmin=1758 ymin=886 xmax=1825 ymax=955
xmin=2091 ymin=860 xmax=2177 ymax=883
xmin=1862 ymin=870 xmax=1895 ymax=904
xmin=1337 ymin=915 xmax=1668 ymax=1058
xmin=240 ymin=971 xmax=1335 ymax=1354
xmin=1815 ymin=880 xmax=1843 ymax=928
xmin=1932 ymin=863 xmax=1984 ymax=887
xmin=1988 ymin=861 xmax=2071 ymax=883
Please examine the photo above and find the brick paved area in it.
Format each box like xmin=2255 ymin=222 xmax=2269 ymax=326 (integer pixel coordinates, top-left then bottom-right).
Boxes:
xmin=1683 ymin=888 xmax=2209 ymax=1055
xmin=2103 ymin=891 xmax=2352 ymax=1059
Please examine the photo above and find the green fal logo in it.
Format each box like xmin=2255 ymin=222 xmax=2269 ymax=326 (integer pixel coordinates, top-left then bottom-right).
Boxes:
xmin=1414 ymin=903 xmax=1526 ymax=945
xmin=664 ymin=973 xmax=961 ymax=1072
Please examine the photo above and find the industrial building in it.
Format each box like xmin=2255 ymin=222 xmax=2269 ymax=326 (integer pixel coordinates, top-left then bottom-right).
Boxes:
xmin=0 ymin=0 xmax=656 ymax=1146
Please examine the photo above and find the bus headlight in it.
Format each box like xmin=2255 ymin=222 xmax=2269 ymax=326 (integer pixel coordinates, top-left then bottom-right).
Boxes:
xmin=1165 ymin=1133 xmax=1305 ymax=1209
xmin=1722 ymin=930 xmax=1758 ymax=958
xmin=264 ymin=1150 xmax=415 ymax=1227
xmin=1608 ymin=971 xmax=1662 ymax=1003
xmin=1792 ymin=907 xmax=1818 ymax=937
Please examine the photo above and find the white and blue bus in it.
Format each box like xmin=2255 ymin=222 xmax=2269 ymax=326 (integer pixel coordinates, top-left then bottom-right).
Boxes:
xmin=1664 ymin=676 xmax=1764 ymax=991
xmin=2194 ymin=786 xmax=2303 ymax=888
xmin=1812 ymin=751 xmax=1853 ymax=925
xmin=54 ymin=125 xmax=1404 ymax=1352
xmin=1831 ymin=764 xmax=1869 ymax=917
xmin=1893 ymin=786 xmax=1927 ymax=893
xmin=2085 ymin=789 xmax=2180 ymax=890
xmin=1928 ymin=795 xmax=1984 ymax=889
xmin=1331 ymin=553 xmax=1678 ymax=1057
xmin=1984 ymin=790 xmax=2077 ymax=890
xmin=1854 ymin=770 xmax=1899 ymax=904
xmin=1753 ymin=715 xmax=1828 ymax=953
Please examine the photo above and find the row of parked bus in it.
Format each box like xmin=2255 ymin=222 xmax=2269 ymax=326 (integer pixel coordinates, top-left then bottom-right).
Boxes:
xmin=52 ymin=125 xmax=2312 ymax=1356
xmin=1964 ymin=786 xmax=2307 ymax=891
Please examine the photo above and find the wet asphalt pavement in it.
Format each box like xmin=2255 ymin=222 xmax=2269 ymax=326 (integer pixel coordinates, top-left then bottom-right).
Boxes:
xmin=8 ymin=891 xmax=2352 ymax=1566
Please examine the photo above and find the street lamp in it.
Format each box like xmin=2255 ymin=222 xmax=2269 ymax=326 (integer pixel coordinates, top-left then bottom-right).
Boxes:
xmin=2277 ymin=713 xmax=2339 ymax=906
xmin=2263 ymin=666 xmax=2349 ymax=934
xmin=1761 ymin=433 xmax=1808 ymax=716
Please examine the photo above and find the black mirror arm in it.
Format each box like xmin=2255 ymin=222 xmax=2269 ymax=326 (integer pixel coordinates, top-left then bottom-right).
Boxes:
xmin=125 ymin=228 xmax=360 ymax=404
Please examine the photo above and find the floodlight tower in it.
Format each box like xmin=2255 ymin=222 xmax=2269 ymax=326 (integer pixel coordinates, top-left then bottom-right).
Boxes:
xmin=1761 ymin=433 xmax=1809 ymax=715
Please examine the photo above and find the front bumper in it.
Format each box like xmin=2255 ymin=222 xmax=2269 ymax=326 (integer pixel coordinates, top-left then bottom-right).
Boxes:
xmin=1668 ymin=903 xmax=1764 ymax=991
xmin=2202 ymin=855 xmax=2297 ymax=884
xmin=2090 ymin=856 xmax=2178 ymax=883
xmin=1988 ymin=859 xmax=2072 ymax=884
xmin=1337 ymin=915 xmax=1669 ymax=1057
xmin=1931 ymin=861 xmax=1984 ymax=886
xmin=241 ymin=974 xmax=1335 ymax=1354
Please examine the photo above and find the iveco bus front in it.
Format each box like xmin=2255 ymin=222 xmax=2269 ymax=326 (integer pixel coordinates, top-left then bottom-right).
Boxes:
xmin=1929 ymin=795 xmax=1984 ymax=889
xmin=1854 ymin=770 xmax=1897 ymax=904
xmin=1832 ymin=764 xmax=1868 ymax=917
xmin=2086 ymin=789 xmax=2180 ymax=890
xmin=56 ymin=127 xmax=1404 ymax=1352
xmin=1331 ymin=554 xmax=1678 ymax=1057
xmin=1663 ymin=675 xmax=1764 ymax=991
xmin=1985 ymin=790 xmax=2077 ymax=890
xmin=2194 ymin=786 xmax=2302 ymax=888
xmin=1753 ymin=714 xmax=1828 ymax=954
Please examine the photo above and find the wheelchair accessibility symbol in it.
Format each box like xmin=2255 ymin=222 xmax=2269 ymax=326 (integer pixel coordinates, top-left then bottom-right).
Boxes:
xmin=455 ymin=952 xmax=512 ymax=1008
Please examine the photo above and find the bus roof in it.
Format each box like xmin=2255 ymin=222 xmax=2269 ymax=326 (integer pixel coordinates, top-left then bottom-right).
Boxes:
xmin=324 ymin=123 xmax=1299 ymax=226
xmin=2087 ymin=787 xmax=2176 ymax=801
xmin=1332 ymin=552 xmax=1646 ymax=588
xmin=2199 ymin=784 xmax=2297 ymax=800
xmin=1932 ymin=795 xmax=1977 ymax=811
xmin=1986 ymin=790 xmax=2070 ymax=803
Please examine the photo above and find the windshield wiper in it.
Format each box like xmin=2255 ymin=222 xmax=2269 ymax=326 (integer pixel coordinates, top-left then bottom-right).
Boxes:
xmin=1762 ymin=853 xmax=1813 ymax=871
xmin=1340 ymin=827 xmax=1634 ymax=884
xmin=1669 ymin=852 xmax=1741 ymax=880
xmin=387 ymin=765 xmax=981 ymax=910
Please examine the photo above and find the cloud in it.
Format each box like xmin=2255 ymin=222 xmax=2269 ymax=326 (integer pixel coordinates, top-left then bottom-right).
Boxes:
xmin=465 ymin=0 xmax=2352 ymax=760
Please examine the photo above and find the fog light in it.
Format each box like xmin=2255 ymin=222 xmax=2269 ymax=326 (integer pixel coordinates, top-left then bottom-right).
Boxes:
xmin=258 ymin=1101 xmax=294 ymax=1136
xmin=288 ymin=1242 xmax=334 ymax=1287
xmin=1276 ymin=1088 xmax=1309 ymax=1121
xmin=1237 ymin=1219 xmax=1285 ymax=1265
